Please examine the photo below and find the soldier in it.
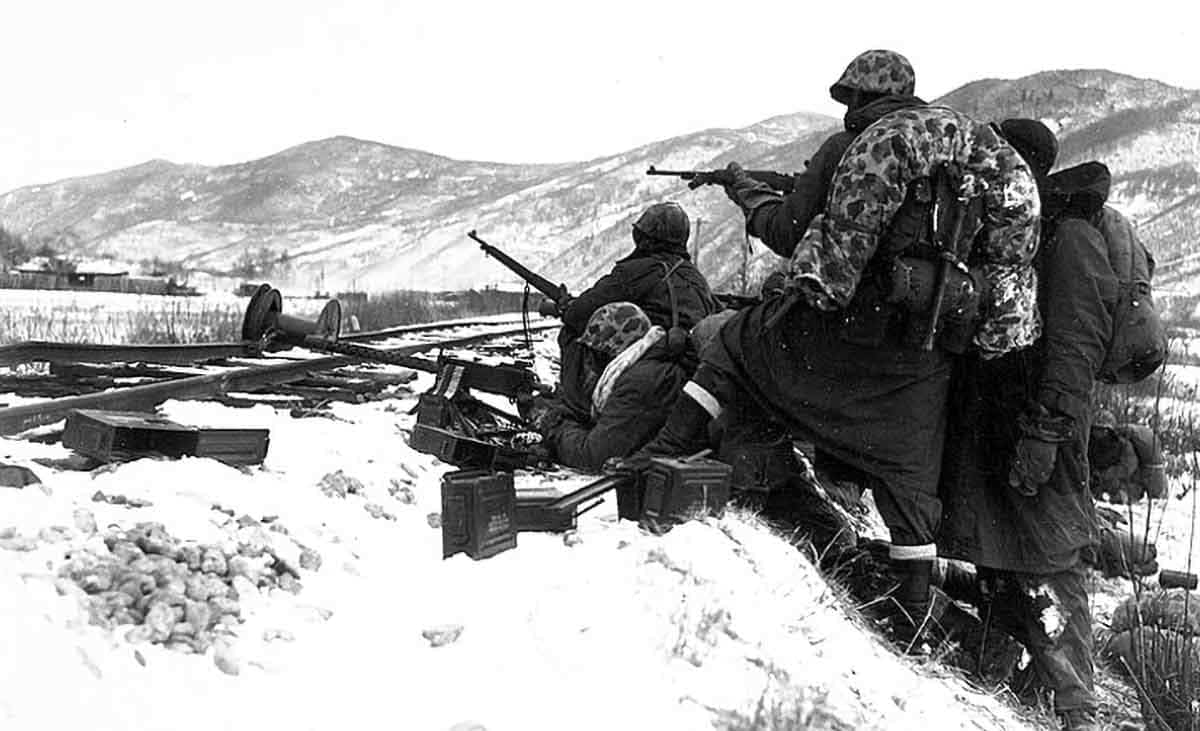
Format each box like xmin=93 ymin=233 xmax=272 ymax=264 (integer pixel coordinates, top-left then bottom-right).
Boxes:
xmin=626 ymin=64 xmax=1043 ymax=651
xmin=693 ymin=49 xmax=926 ymax=259
xmin=1089 ymin=408 xmax=1168 ymax=503
xmin=939 ymin=123 xmax=1117 ymax=731
xmin=534 ymin=302 xmax=697 ymax=472
xmin=551 ymin=202 xmax=717 ymax=420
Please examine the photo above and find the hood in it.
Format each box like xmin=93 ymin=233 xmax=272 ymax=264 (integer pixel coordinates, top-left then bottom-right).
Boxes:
xmin=617 ymin=245 xmax=689 ymax=264
xmin=1044 ymin=161 xmax=1111 ymax=220
xmin=844 ymin=95 xmax=927 ymax=134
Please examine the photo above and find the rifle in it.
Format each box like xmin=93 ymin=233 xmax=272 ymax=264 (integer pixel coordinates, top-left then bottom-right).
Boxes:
xmin=468 ymin=230 xmax=572 ymax=316
xmin=646 ymin=165 xmax=797 ymax=193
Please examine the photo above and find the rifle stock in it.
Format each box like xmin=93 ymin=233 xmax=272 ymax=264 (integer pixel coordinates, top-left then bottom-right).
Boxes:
xmin=646 ymin=165 xmax=797 ymax=193
xmin=468 ymin=230 xmax=572 ymax=306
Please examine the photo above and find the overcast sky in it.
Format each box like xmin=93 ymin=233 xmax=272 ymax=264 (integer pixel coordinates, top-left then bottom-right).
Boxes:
xmin=4 ymin=0 xmax=1199 ymax=195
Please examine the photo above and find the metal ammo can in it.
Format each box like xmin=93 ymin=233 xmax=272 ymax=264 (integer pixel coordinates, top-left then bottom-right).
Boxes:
xmin=640 ymin=456 xmax=733 ymax=527
xmin=440 ymin=470 xmax=517 ymax=560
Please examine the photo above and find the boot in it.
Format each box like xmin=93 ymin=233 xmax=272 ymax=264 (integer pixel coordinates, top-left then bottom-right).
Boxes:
xmin=1057 ymin=709 xmax=1100 ymax=731
xmin=889 ymin=559 xmax=936 ymax=651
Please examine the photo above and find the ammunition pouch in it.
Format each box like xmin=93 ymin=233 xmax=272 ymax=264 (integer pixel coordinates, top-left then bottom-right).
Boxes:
xmin=666 ymin=325 xmax=689 ymax=357
xmin=883 ymin=257 xmax=988 ymax=354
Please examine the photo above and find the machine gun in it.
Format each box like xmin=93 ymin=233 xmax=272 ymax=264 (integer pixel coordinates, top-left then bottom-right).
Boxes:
xmin=469 ymin=230 xmax=573 ymax=317
xmin=646 ymin=165 xmax=798 ymax=193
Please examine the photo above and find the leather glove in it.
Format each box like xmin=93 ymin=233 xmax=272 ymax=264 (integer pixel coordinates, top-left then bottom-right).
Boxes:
xmin=1008 ymin=437 xmax=1059 ymax=497
xmin=602 ymin=454 xmax=654 ymax=475
xmin=1008 ymin=405 xmax=1074 ymax=497
xmin=537 ymin=296 xmax=564 ymax=318
xmin=535 ymin=405 xmax=570 ymax=437
xmin=721 ymin=162 xmax=781 ymax=215
xmin=761 ymin=271 xmax=788 ymax=298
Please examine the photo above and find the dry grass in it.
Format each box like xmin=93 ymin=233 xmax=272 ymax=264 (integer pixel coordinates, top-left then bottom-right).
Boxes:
xmin=0 ymin=288 xmax=530 ymax=346
xmin=341 ymin=289 xmax=528 ymax=331
xmin=0 ymin=300 xmax=243 ymax=345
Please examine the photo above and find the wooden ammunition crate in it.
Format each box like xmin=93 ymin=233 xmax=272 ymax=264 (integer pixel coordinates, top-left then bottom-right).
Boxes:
xmin=64 ymin=410 xmax=199 ymax=462
xmin=441 ymin=470 xmax=517 ymax=560
xmin=193 ymin=429 xmax=270 ymax=466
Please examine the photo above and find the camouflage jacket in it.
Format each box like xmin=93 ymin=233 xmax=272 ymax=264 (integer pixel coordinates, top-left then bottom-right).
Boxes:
xmin=786 ymin=105 xmax=1043 ymax=357
xmin=747 ymin=95 xmax=926 ymax=258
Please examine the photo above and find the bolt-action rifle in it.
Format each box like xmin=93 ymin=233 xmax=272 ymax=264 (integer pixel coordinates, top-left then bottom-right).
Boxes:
xmin=469 ymin=230 xmax=572 ymax=317
xmin=646 ymin=165 xmax=798 ymax=193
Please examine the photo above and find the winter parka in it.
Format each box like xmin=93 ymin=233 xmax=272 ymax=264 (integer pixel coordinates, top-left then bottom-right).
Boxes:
xmin=543 ymin=340 xmax=694 ymax=472
xmin=939 ymin=162 xmax=1121 ymax=573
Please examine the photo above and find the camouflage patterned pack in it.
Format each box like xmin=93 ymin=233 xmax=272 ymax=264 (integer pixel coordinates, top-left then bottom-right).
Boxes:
xmin=783 ymin=105 xmax=1043 ymax=358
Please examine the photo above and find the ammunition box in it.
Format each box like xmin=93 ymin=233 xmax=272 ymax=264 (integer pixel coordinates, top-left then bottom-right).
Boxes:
xmin=724 ymin=439 xmax=798 ymax=494
xmin=410 ymin=424 xmax=498 ymax=469
xmin=64 ymin=410 xmax=198 ymax=462
xmin=441 ymin=470 xmax=517 ymax=559
xmin=64 ymin=410 xmax=272 ymax=467
xmin=194 ymin=429 xmax=271 ymax=466
xmin=641 ymin=456 xmax=733 ymax=527
xmin=415 ymin=393 xmax=455 ymax=428
xmin=616 ymin=478 xmax=644 ymax=521
xmin=514 ymin=492 xmax=575 ymax=533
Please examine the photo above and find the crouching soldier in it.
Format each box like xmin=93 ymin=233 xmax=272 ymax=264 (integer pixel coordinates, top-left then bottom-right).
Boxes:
xmin=1089 ymin=408 xmax=1167 ymax=502
xmin=533 ymin=302 xmax=696 ymax=472
xmin=552 ymin=202 xmax=717 ymax=420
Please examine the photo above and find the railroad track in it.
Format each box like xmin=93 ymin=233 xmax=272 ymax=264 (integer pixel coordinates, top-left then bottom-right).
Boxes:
xmin=0 ymin=285 xmax=558 ymax=436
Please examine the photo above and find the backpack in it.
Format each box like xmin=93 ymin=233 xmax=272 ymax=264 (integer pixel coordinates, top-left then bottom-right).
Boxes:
xmin=1093 ymin=206 xmax=1167 ymax=384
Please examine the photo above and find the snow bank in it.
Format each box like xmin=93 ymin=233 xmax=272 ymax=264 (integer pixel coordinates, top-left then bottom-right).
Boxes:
xmin=1 ymin=384 xmax=1037 ymax=730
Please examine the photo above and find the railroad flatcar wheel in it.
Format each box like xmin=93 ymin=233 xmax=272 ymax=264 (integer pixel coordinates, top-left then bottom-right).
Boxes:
xmin=241 ymin=284 xmax=283 ymax=341
xmin=314 ymin=300 xmax=342 ymax=340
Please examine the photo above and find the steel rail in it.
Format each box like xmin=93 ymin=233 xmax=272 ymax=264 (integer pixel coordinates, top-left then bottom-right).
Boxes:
xmin=0 ymin=322 xmax=556 ymax=435
xmin=0 ymin=314 xmax=545 ymax=366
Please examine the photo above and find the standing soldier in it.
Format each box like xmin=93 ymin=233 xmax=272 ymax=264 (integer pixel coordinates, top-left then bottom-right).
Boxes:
xmin=939 ymin=126 xmax=1119 ymax=731
xmin=627 ymin=53 xmax=1043 ymax=650
xmin=550 ymin=202 xmax=717 ymax=420
xmin=692 ymin=49 xmax=926 ymax=258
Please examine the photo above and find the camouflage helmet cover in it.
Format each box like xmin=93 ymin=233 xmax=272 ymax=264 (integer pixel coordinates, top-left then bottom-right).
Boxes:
xmin=577 ymin=302 xmax=652 ymax=357
xmin=829 ymin=50 xmax=916 ymax=105
xmin=633 ymin=202 xmax=690 ymax=247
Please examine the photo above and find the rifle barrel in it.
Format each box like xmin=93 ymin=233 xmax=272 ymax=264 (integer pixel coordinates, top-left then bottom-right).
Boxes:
xmin=467 ymin=230 xmax=565 ymax=302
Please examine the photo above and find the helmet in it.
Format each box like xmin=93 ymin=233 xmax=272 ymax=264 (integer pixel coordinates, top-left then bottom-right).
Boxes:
xmin=577 ymin=302 xmax=652 ymax=357
xmin=632 ymin=202 xmax=690 ymax=248
xmin=829 ymin=50 xmax=915 ymax=105
xmin=1093 ymin=408 xmax=1118 ymax=431
xmin=999 ymin=118 xmax=1058 ymax=178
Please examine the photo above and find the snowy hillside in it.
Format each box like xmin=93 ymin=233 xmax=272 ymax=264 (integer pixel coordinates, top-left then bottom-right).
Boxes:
xmin=0 ymin=330 xmax=1047 ymax=731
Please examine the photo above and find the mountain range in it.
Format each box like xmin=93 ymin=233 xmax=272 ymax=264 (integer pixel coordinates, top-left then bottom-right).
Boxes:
xmin=2 ymin=69 xmax=1199 ymax=299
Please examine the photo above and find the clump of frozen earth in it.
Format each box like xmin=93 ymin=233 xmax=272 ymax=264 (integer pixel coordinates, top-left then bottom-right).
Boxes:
xmin=55 ymin=520 xmax=321 ymax=659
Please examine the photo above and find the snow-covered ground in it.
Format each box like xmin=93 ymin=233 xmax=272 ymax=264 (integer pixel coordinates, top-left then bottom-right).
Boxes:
xmin=0 ymin=341 xmax=1046 ymax=731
